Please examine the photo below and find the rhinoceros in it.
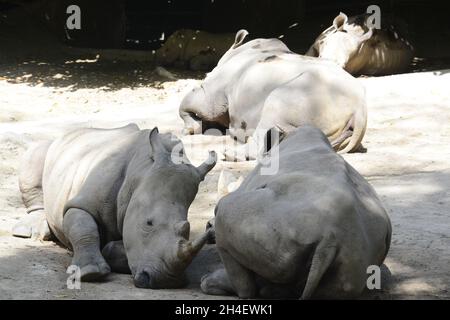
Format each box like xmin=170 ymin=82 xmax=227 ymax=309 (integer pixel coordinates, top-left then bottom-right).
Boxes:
xmin=306 ymin=12 xmax=414 ymax=76
xmin=201 ymin=126 xmax=392 ymax=299
xmin=155 ymin=29 xmax=235 ymax=71
xmin=13 ymin=124 xmax=217 ymax=288
xmin=179 ymin=30 xmax=367 ymax=161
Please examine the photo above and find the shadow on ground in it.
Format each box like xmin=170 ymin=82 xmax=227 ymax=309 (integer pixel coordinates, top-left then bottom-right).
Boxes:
xmin=0 ymin=236 xmax=224 ymax=299
xmin=0 ymin=5 xmax=204 ymax=91
xmin=410 ymin=56 xmax=450 ymax=75
xmin=0 ymin=58 xmax=204 ymax=91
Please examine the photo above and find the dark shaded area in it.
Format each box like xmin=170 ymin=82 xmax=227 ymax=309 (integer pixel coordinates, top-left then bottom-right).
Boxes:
xmin=0 ymin=58 xmax=203 ymax=90
xmin=125 ymin=0 xmax=204 ymax=50
xmin=2 ymin=0 xmax=450 ymax=53
xmin=122 ymin=0 xmax=450 ymax=58
xmin=1 ymin=0 xmax=450 ymax=89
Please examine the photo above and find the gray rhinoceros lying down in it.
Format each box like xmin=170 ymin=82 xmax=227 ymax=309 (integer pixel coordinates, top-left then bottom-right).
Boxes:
xmin=306 ymin=12 xmax=414 ymax=76
xmin=13 ymin=124 xmax=216 ymax=288
xmin=155 ymin=29 xmax=236 ymax=71
xmin=179 ymin=30 xmax=367 ymax=160
xmin=201 ymin=126 xmax=392 ymax=299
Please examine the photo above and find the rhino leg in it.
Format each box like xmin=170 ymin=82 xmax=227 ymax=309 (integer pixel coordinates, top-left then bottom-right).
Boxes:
xmin=63 ymin=208 xmax=111 ymax=281
xmin=223 ymin=137 xmax=258 ymax=162
xmin=180 ymin=109 xmax=203 ymax=135
xmin=200 ymin=267 xmax=234 ymax=296
xmin=102 ymin=240 xmax=131 ymax=274
xmin=217 ymin=248 xmax=257 ymax=298
xmin=13 ymin=140 xmax=52 ymax=240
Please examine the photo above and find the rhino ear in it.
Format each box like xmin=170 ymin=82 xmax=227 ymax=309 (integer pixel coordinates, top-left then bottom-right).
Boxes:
xmin=263 ymin=126 xmax=286 ymax=154
xmin=333 ymin=12 xmax=348 ymax=30
xmin=149 ymin=127 xmax=166 ymax=161
xmin=232 ymin=29 xmax=249 ymax=49
xmin=196 ymin=150 xmax=217 ymax=180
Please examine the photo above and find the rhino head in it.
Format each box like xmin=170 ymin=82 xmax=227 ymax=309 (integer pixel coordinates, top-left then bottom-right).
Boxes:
xmin=308 ymin=12 xmax=374 ymax=68
xmin=120 ymin=128 xmax=217 ymax=289
xmin=179 ymin=79 xmax=230 ymax=135
xmin=155 ymin=29 xmax=189 ymax=67
xmin=178 ymin=30 xmax=249 ymax=134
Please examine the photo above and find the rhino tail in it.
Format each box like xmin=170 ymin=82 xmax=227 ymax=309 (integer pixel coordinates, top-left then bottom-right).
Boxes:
xmin=13 ymin=140 xmax=53 ymax=240
xmin=336 ymin=102 xmax=367 ymax=154
xmin=18 ymin=140 xmax=52 ymax=213
xmin=300 ymin=237 xmax=337 ymax=300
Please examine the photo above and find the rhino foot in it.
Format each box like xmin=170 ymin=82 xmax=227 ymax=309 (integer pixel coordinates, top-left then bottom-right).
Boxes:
xmin=71 ymin=253 xmax=111 ymax=282
xmin=102 ymin=241 xmax=131 ymax=274
xmin=223 ymin=148 xmax=249 ymax=162
xmin=12 ymin=210 xmax=52 ymax=240
xmin=200 ymin=268 xmax=234 ymax=296
xmin=182 ymin=125 xmax=202 ymax=135
xmin=223 ymin=139 xmax=258 ymax=162
xmin=64 ymin=208 xmax=111 ymax=282
xmin=354 ymin=143 xmax=367 ymax=153
xmin=180 ymin=113 xmax=203 ymax=135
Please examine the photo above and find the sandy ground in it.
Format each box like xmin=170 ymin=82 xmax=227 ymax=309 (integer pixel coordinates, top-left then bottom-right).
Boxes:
xmin=0 ymin=61 xmax=449 ymax=299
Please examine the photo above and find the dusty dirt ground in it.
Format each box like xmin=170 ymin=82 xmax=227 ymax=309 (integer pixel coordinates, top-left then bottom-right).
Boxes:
xmin=0 ymin=9 xmax=449 ymax=297
xmin=0 ymin=61 xmax=449 ymax=300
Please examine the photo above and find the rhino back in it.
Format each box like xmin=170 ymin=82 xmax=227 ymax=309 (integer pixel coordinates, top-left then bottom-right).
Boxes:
xmin=216 ymin=38 xmax=289 ymax=67
xmin=215 ymin=162 xmax=360 ymax=283
xmin=227 ymin=53 xmax=363 ymax=138
xmin=216 ymin=127 xmax=390 ymax=281
xmin=42 ymin=124 xmax=140 ymax=247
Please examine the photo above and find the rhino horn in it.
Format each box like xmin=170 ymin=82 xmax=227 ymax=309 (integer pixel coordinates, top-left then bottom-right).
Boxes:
xmin=196 ymin=150 xmax=217 ymax=180
xmin=177 ymin=230 xmax=211 ymax=261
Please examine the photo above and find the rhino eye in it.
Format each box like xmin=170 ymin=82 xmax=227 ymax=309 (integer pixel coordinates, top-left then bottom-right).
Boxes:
xmin=146 ymin=219 xmax=153 ymax=226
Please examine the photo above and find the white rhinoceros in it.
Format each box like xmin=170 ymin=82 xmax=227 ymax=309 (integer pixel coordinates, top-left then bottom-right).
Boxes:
xmin=179 ymin=30 xmax=367 ymax=161
xmin=306 ymin=12 xmax=414 ymax=76
xmin=13 ymin=124 xmax=216 ymax=288
xmin=201 ymin=126 xmax=392 ymax=299
xmin=155 ymin=29 xmax=236 ymax=71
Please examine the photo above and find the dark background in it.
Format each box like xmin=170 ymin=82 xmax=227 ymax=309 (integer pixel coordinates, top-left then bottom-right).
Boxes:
xmin=1 ymin=0 xmax=450 ymax=60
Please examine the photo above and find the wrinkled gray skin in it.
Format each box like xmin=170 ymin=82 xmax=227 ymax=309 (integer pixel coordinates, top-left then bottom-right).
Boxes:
xmin=306 ymin=12 xmax=414 ymax=76
xmin=201 ymin=126 xmax=392 ymax=299
xmin=180 ymin=30 xmax=367 ymax=161
xmin=15 ymin=124 xmax=216 ymax=288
